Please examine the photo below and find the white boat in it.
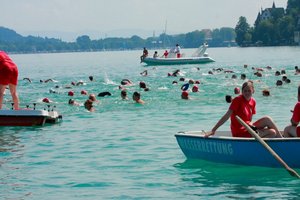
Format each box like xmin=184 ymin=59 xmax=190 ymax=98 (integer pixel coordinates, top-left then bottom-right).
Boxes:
xmin=0 ymin=108 xmax=62 ymax=126
xmin=142 ymin=44 xmax=215 ymax=65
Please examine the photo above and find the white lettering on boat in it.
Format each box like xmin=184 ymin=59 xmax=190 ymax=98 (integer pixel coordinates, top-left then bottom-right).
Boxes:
xmin=181 ymin=138 xmax=233 ymax=155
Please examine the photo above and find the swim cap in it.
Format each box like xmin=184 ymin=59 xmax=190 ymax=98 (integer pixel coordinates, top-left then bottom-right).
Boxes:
xmin=234 ymin=87 xmax=240 ymax=94
xmin=192 ymin=85 xmax=199 ymax=92
xmin=68 ymin=91 xmax=74 ymax=96
xmin=81 ymin=90 xmax=87 ymax=95
xmin=139 ymin=81 xmax=146 ymax=89
xmin=181 ymin=83 xmax=189 ymax=91
xmin=182 ymin=91 xmax=189 ymax=97
xmin=42 ymin=98 xmax=50 ymax=103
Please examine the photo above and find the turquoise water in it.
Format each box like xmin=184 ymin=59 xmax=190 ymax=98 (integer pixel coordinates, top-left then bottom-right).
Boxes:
xmin=1 ymin=47 xmax=300 ymax=199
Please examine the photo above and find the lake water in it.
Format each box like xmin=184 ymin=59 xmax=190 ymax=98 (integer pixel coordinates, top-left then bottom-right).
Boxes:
xmin=1 ymin=46 xmax=300 ymax=199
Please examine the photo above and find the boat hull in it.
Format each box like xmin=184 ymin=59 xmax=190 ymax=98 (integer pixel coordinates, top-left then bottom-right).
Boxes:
xmin=175 ymin=131 xmax=300 ymax=168
xmin=143 ymin=57 xmax=215 ymax=65
xmin=0 ymin=109 xmax=61 ymax=126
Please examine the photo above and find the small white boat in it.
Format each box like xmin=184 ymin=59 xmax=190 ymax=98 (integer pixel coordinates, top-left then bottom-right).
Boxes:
xmin=142 ymin=44 xmax=215 ymax=65
xmin=0 ymin=109 xmax=62 ymax=126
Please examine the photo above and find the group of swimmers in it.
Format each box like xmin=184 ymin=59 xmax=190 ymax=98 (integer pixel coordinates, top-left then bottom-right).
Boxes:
xmin=1 ymin=49 xmax=300 ymax=138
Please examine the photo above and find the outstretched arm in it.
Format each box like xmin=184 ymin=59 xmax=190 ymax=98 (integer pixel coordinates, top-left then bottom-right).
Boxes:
xmin=205 ymin=109 xmax=232 ymax=137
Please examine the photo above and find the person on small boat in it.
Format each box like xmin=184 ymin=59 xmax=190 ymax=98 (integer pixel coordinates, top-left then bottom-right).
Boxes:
xmin=162 ymin=50 xmax=169 ymax=58
xmin=140 ymin=47 xmax=148 ymax=63
xmin=283 ymin=85 xmax=300 ymax=137
xmin=174 ymin=44 xmax=181 ymax=58
xmin=132 ymin=91 xmax=145 ymax=104
xmin=153 ymin=51 xmax=159 ymax=58
xmin=207 ymin=81 xmax=282 ymax=138
xmin=0 ymin=51 xmax=19 ymax=110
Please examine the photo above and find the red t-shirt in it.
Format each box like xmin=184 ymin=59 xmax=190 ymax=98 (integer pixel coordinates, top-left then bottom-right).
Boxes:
xmin=0 ymin=51 xmax=18 ymax=85
xmin=291 ymin=102 xmax=300 ymax=136
xmin=229 ymin=95 xmax=256 ymax=137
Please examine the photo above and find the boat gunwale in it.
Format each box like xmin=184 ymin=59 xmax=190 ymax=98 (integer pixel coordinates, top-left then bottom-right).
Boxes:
xmin=175 ymin=131 xmax=300 ymax=142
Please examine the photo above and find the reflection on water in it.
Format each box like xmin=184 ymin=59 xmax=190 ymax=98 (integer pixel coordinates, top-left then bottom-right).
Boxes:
xmin=0 ymin=128 xmax=24 ymax=154
xmin=174 ymin=159 xmax=300 ymax=199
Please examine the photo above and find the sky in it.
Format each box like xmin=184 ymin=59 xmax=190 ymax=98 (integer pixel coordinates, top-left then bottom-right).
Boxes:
xmin=1 ymin=0 xmax=288 ymax=41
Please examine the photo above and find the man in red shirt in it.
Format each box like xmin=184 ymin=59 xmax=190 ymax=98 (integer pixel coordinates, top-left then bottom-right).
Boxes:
xmin=0 ymin=51 xmax=19 ymax=110
xmin=206 ymin=81 xmax=282 ymax=138
xmin=283 ymin=85 xmax=300 ymax=137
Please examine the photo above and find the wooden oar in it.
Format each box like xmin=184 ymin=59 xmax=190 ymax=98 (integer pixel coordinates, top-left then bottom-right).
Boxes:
xmin=235 ymin=115 xmax=300 ymax=179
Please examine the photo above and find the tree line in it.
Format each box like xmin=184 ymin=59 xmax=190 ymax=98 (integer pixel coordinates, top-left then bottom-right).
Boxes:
xmin=235 ymin=0 xmax=300 ymax=46
xmin=0 ymin=26 xmax=236 ymax=54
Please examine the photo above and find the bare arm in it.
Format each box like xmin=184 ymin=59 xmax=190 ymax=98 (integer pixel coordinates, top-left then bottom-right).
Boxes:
xmin=291 ymin=118 xmax=299 ymax=126
xmin=205 ymin=109 xmax=232 ymax=137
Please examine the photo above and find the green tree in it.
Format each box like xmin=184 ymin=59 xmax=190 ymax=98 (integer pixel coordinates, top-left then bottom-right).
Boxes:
xmin=235 ymin=16 xmax=252 ymax=46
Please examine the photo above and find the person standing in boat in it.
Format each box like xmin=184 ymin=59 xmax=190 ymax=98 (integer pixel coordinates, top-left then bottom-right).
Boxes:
xmin=140 ymin=47 xmax=148 ymax=63
xmin=283 ymin=85 xmax=300 ymax=137
xmin=174 ymin=44 xmax=181 ymax=58
xmin=206 ymin=81 xmax=282 ymax=138
xmin=0 ymin=51 xmax=19 ymax=110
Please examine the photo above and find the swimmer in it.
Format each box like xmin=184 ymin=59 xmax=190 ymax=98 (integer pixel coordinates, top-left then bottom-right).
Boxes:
xmin=121 ymin=90 xmax=128 ymax=100
xmin=181 ymin=91 xmax=189 ymax=100
xmin=132 ymin=91 xmax=145 ymax=104
xmin=23 ymin=77 xmax=32 ymax=83
xmin=68 ymin=90 xmax=75 ymax=96
xmin=181 ymin=83 xmax=189 ymax=91
xmin=192 ymin=85 xmax=199 ymax=92
xmin=98 ymin=91 xmax=112 ymax=97
xmin=225 ymin=95 xmax=232 ymax=103
xmin=139 ymin=81 xmax=147 ymax=89
xmin=262 ymin=89 xmax=270 ymax=96
xmin=234 ymin=87 xmax=241 ymax=95
xmin=84 ymin=99 xmax=95 ymax=112
xmin=68 ymin=99 xmax=80 ymax=106
xmin=121 ymin=79 xmax=133 ymax=86
xmin=89 ymin=93 xmax=99 ymax=103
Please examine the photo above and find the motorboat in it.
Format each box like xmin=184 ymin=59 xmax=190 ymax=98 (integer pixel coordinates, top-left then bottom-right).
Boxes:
xmin=141 ymin=43 xmax=215 ymax=65
xmin=175 ymin=131 xmax=300 ymax=168
xmin=0 ymin=106 xmax=62 ymax=126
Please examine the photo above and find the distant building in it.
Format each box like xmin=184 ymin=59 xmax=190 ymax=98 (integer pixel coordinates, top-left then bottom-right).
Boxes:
xmin=255 ymin=2 xmax=285 ymax=25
